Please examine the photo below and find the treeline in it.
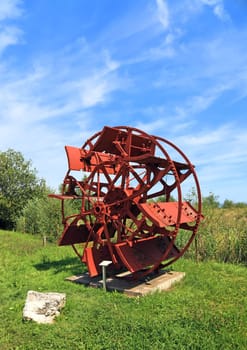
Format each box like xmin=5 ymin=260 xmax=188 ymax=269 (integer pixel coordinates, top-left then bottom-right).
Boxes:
xmin=0 ymin=149 xmax=74 ymax=239
xmin=203 ymin=192 xmax=247 ymax=209
xmin=0 ymin=149 xmax=246 ymax=265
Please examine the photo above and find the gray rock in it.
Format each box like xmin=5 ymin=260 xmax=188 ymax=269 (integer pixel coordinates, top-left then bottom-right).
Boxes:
xmin=23 ymin=290 xmax=66 ymax=324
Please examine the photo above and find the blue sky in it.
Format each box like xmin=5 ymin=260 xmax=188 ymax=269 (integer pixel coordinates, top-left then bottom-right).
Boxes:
xmin=0 ymin=0 xmax=247 ymax=203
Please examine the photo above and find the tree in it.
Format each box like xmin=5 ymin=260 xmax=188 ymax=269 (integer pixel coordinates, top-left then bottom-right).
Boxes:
xmin=222 ymin=199 xmax=247 ymax=209
xmin=202 ymin=192 xmax=220 ymax=209
xmin=222 ymin=199 xmax=235 ymax=209
xmin=0 ymin=149 xmax=45 ymax=229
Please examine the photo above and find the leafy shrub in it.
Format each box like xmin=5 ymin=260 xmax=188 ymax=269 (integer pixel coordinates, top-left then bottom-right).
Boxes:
xmin=16 ymin=192 xmax=62 ymax=241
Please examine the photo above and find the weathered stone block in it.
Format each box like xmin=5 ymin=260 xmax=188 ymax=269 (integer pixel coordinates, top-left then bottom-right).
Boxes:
xmin=23 ymin=290 xmax=66 ymax=324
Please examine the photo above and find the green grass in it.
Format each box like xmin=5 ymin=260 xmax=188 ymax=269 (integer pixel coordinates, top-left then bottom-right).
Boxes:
xmin=0 ymin=230 xmax=246 ymax=350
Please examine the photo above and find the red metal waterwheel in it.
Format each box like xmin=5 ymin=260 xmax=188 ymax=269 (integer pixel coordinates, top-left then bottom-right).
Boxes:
xmin=50 ymin=126 xmax=203 ymax=279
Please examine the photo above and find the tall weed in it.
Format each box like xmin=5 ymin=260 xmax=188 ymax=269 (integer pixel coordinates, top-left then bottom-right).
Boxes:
xmin=189 ymin=207 xmax=247 ymax=264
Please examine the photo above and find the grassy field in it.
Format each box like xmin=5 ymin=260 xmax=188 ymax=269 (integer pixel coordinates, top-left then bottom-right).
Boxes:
xmin=0 ymin=230 xmax=246 ymax=350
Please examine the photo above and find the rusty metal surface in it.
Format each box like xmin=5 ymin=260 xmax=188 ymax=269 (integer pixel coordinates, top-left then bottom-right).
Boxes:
xmin=49 ymin=126 xmax=203 ymax=279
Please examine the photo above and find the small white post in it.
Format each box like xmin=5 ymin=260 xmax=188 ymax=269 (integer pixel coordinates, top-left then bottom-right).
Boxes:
xmin=42 ymin=235 xmax=47 ymax=247
xmin=99 ymin=260 xmax=112 ymax=291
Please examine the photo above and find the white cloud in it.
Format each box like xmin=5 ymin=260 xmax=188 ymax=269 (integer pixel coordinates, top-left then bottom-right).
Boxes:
xmin=200 ymin=0 xmax=231 ymax=21
xmin=170 ymin=82 xmax=232 ymax=122
xmin=177 ymin=124 xmax=233 ymax=149
xmin=78 ymin=76 xmax=116 ymax=108
xmin=72 ymin=52 xmax=122 ymax=108
xmin=102 ymin=50 xmax=120 ymax=72
xmin=135 ymin=119 xmax=168 ymax=135
xmin=0 ymin=37 xmax=128 ymax=190
xmin=0 ymin=0 xmax=23 ymax=54
xmin=0 ymin=0 xmax=23 ymax=21
xmin=173 ymin=123 xmax=247 ymax=201
xmin=0 ymin=25 xmax=22 ymax=54
xmin=156 ymin=0 xmax=170 ymax=29
xmin=0 ymin=45 xmax=124 ymax=124
xmin=133 ymin=117 xmax=247 ymax=202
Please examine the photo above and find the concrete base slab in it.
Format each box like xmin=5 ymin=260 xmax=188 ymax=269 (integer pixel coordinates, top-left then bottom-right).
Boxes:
xmin=66 ymin=270 xmax=185 ymax=296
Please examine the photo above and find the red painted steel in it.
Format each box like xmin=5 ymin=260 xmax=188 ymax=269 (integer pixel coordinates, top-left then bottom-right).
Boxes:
xmin=49 ymin=126 xmax=203 ymax=279
xmin=138 ymin=202 xmax=199 ymax=228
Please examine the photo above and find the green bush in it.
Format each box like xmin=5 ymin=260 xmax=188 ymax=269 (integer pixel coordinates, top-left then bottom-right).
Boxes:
xmin=16 ymin=192 xmax=81 ymax=242
xmin=16 ymin=195 xmax=61 ymax=241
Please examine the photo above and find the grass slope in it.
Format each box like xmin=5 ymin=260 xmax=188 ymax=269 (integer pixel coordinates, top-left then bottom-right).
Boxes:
xmin=0 ymin=230 xmax=246 ymax=350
